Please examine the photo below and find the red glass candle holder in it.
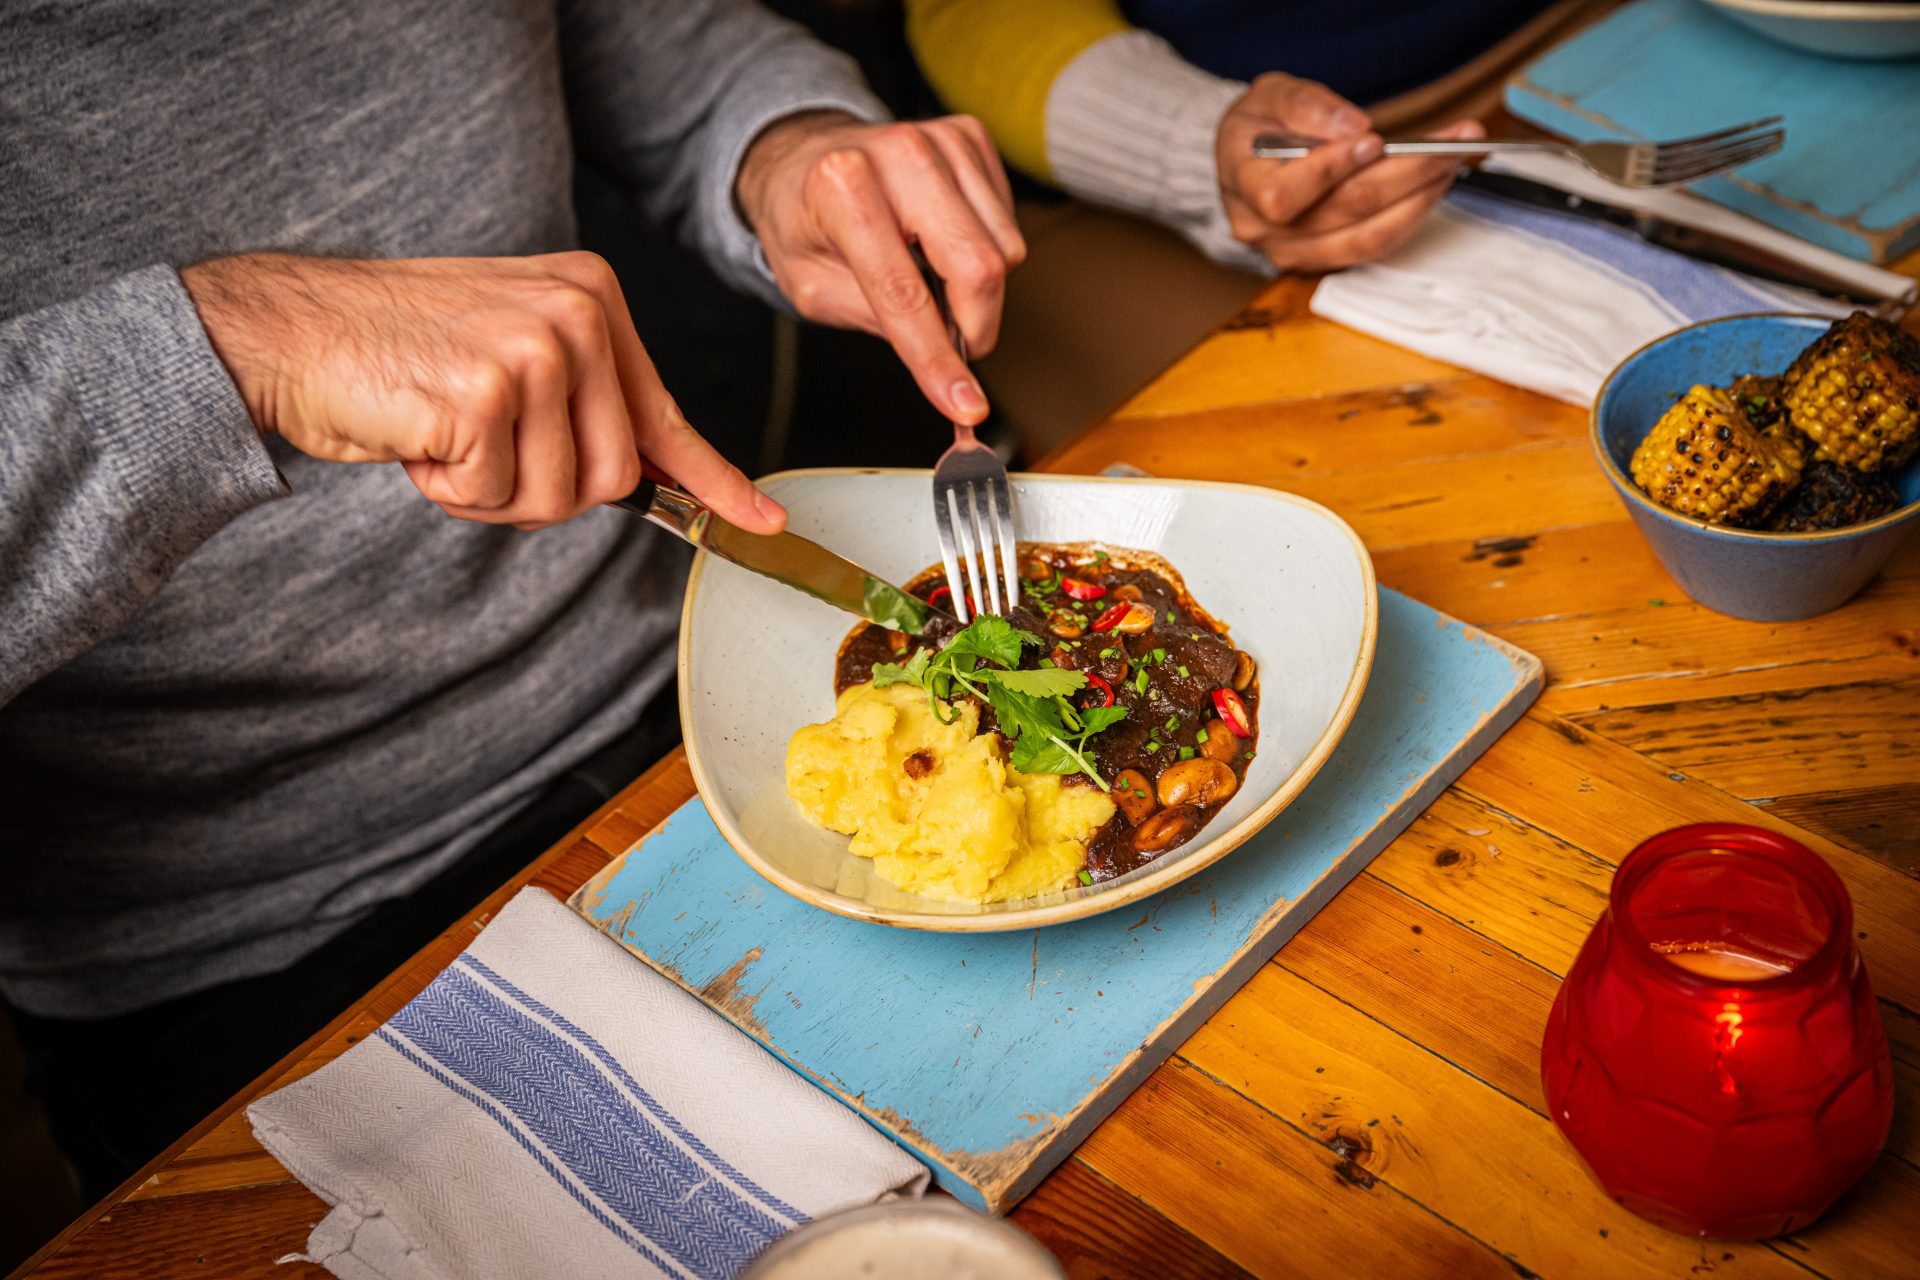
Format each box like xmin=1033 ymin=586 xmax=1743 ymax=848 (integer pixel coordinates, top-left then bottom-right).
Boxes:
xmin=1541 ymin=823 xmax=1892 ymax=1239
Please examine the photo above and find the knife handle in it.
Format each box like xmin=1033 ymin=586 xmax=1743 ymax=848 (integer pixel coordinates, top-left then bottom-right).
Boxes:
xmin=611 ymin=478 xmax=657 ymax=517
xmin=610 ymin=479 xmax=709 ymax=542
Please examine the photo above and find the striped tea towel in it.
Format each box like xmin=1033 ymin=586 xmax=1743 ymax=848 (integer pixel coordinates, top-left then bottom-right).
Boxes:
xmin=249 ymin=887 xmax=928 ymax=1280
xmin=1309 ymin=181 xmax=1895 ymax=406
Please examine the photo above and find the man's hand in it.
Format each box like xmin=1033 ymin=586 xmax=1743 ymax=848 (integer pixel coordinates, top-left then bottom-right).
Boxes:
xmin=1215 ymin=73 xmax=1484 ymax=273
xmin=736 ymin=111 xmax=1024 ymax=426
xmin=182 ymin=252 xmax=784 ymax=532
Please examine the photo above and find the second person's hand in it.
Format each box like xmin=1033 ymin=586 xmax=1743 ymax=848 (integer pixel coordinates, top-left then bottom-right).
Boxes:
xmin=736 ymin=111 xmax=1025 ymax=427
xmin=1215 ymin=72 xmax=1483 ymax=273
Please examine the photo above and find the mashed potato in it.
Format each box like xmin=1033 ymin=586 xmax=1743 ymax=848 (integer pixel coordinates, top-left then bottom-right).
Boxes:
xmin=785 ymin=681 xmax=1114 ymax=903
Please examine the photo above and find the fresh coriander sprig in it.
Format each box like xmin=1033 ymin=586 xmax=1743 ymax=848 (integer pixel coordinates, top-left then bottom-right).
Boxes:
xmin=870 ymin=617 xmax=1129 ymax=788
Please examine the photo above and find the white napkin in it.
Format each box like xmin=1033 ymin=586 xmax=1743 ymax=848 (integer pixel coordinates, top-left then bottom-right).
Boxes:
xmin=249 ymin=887 xmax=928 ymax=1280
xmin=1310 ymin=156 xmax=1915 ymax=406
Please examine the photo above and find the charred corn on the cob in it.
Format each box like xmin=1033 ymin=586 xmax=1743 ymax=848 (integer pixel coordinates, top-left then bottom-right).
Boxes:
xmin=1731 ymin=373 xmax=1785 ymax=432
xmin=1766 ymin=460 xmax=1902 ymax=532
xmin=1631 ymin=385 xmax=1804 ymax=525
xmin=1780 ymin=313 xmax=1920 ymax=473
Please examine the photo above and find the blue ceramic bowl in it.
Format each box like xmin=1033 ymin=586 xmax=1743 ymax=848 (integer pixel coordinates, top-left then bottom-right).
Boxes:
xmin=1593 ymin=314 xmax=1920 ymax=622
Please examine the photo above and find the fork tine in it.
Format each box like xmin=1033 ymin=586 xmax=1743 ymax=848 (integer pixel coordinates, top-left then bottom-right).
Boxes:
xmin=1653 ymin=126 xmax=1783 ymax=165
xmin=1654 ymin=133 xmax=1783 ymax=182
xmin=1655 ymin=115 xmax=1784 ymax=153
xmin=989 ymin=477 xmax=1020 ymax=616
xmin=966 ymin=485 xmax=1002 ymax=616
xmin=937 ymin=486 xmax=972 ymax=624
xmin=954 ymin=486 xmax=990 ymax=620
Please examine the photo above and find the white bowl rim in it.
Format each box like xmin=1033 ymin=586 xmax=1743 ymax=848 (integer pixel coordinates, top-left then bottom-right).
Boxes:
xmin=1702 ymin=0 xmax=1920 ymax=21
xmin=1591 ymin=312 xmax=1920 ymax=545
xmin=675 ymin=467 xmax=1381 ymax=932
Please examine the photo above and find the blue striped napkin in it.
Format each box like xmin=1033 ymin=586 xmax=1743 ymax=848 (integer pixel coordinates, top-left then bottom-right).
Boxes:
xmin=1310 ymin=185 xmax=1865 ymax=405
xmin=249 ymin=887 xmax=927 ymax=1280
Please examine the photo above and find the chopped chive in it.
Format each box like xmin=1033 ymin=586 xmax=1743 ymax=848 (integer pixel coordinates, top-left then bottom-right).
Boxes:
xmin=1151 ymin=647 xmax=1166 ymax=664
xmin=1134 ymin=669 xmax=1149 ymax=694
xmin=1099 ymin=647 xmax=1116 ymax=659
xmin=1145 ymin=740 xmax=1161 ymax=753
xmin=1038 ymin=658 xmax=1055 ymax=668
xmin=1176 ymin=664 xmax=1190 ymax=678
xmin=1195 ymin=728 xmax=1209 ymax=744
xmin=1243 ymin=749 xmax=1255 ymax=759
xmin=1164 ymin=715 xmax=1178 ymax=732
xmin=1077 ymin=868 xmax=1092 ymax=886
xmin=1178 ymin=746 xmax=1196 ymax=760
xmin=1165 ymin=610 xmax=1176 ymax=623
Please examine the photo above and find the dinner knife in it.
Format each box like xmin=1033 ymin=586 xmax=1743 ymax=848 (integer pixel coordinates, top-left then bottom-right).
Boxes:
xmin=1452 ymin=168 xmax=1913 ymax=317
xmin=612 ymin=479 xmax=954 ymax=635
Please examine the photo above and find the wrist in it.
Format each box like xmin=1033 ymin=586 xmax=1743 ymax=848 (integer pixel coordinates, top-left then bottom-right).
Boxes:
xmin=735 ymin=108 xmax=865 ymax=237
xmin=180 ymin=254 xmax=297 ymax=437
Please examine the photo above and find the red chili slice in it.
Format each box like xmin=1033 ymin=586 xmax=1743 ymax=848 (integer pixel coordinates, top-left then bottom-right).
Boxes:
xmin=1060 ymin=577 xmax=1106 ymax=601
xmin=1084 ymin=672 xmax=1115 ymax=708
xmin=925 ymin=583 xmax=975 ymax=614
xmin=1212 ymin=688 xmax=1252 ymax=737
xmin=1090 ymin=601 xmax=1131 ymax=633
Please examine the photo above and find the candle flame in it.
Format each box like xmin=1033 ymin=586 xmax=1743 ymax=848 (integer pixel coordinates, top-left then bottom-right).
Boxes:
xmin=1713 ymin=1002 xmax=1744 ymax=1095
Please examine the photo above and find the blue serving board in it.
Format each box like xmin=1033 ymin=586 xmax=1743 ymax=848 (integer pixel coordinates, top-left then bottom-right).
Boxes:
xmin=569 ymin=588 xmax=1541 ymax=1213
xmin=1506 ymin=0 xmax=1920 ymax=263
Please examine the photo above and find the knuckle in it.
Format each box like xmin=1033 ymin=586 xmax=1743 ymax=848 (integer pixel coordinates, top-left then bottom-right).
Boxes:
xmin=873 ymin=269 xmax=930 ymax=317
xmin=545 ymin=280 xmax=605 ymax=329
xmin=811 ymin=146 xmax=873 ymax=192
xmin=456 ymin=359 xmax=516 ymax=420
xmin=550 ymin=249 xmax=617 ymax=290
xmin=499 ymin=323 xmax=568 ymax=382
xmin=945 ymin=244 xmax=1002 ymax=289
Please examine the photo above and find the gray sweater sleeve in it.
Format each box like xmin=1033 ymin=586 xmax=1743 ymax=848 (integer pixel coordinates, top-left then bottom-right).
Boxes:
xmin=0 ymin=265 xmax=288 ymax=704
xmin=556 ymin=0 xmax=890 ymax=307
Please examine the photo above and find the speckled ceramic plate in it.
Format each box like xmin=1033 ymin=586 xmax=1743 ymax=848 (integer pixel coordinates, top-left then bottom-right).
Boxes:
xmin=1700 ymin=0 xmax=1920 ymax=60
xmin=677 ymin=469 xmax=1377 ymax=930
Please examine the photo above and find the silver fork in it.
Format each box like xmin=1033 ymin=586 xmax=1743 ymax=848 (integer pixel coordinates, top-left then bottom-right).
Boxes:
xmin=1251 ymin=115 xmax=1784 ymax=189
xmin=925 ymin=268 xmax=1019 ymax=625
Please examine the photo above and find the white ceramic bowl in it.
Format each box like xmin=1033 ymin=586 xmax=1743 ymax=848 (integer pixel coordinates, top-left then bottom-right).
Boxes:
xmin=1701 ymin=0 xmax=1920 ymax=60
xmin=678 ymin=469 xmax=1377 ymax=931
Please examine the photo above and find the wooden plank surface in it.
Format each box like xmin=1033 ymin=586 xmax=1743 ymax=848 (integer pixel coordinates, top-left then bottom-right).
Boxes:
xmin=18 ymin=268 xmax=1920 ymax=1280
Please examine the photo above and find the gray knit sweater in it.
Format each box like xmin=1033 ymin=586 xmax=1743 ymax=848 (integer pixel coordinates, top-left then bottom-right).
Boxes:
xmin=0 ymin=0 xmax=884 ymax=1017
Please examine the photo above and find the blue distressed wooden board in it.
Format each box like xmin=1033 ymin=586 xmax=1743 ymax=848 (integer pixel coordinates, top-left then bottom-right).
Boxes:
xmin=1506 ymin=0 xmax=1920 ymax=263
xmin=569 ymin=588 xmax=1541 ymax=1213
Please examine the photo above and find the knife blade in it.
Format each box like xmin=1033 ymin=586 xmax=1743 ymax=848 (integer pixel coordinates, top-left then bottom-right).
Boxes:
xmin=612 ymin=479 xmax=955 ymax=635
xmin=1452 ymin=168 xmax=1912 ymax=317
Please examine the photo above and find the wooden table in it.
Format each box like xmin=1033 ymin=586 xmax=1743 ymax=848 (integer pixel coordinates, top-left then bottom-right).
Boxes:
xmin=17 ymin=276 xmax=1920 ymax=1278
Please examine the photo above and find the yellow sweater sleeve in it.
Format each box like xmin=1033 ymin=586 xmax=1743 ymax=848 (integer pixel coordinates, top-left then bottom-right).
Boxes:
xmin=904 ymin=0 xmax=1131 ymax=184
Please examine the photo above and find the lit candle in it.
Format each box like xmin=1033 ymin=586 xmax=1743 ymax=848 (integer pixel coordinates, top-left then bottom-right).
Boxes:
xmin=1649 ymin=943 xmax=1793 ymax=982
xmin=1541 ymin=823 xmax=1893 ymax=1239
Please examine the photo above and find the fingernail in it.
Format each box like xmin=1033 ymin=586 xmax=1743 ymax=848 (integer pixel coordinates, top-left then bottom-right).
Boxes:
xmin=1330 ymin=107 xmax=1370 ymax=134
xmin=1351 ymin=134 xmax=1384 ymax=164
xmin=952 ymin=378 xmax=987 ymax=417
